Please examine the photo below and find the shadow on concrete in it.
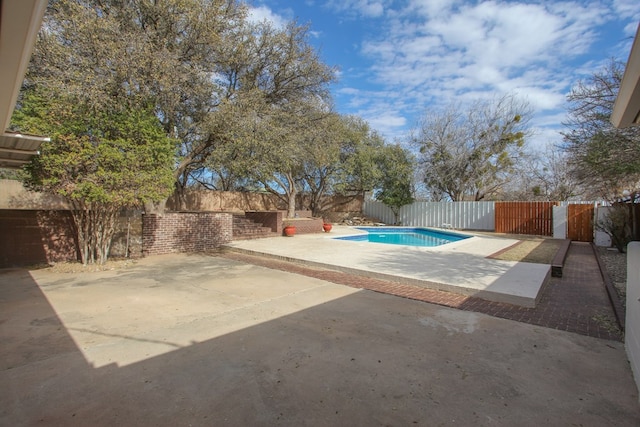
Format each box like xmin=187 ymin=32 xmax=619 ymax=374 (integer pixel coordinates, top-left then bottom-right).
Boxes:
xmin=1 ymin=258 xmax=639 ymax=426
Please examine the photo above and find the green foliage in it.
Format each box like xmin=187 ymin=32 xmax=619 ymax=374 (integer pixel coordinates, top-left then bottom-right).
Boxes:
xmin=28 ymin=1 xmax=333 ymax=185
xmin=597 ymin=204 xmax=633 ymax=253
xmin=14 ymin=89 xmax=175 ymax=206
xmin=298 ymin=114 xmax=389 ymax=215
xmin=0 ymin=169 xmax=26 ymax=181
xmin=28 ymin=0 xmax=338 ymax=219
xmin=12 ymin=88 xmax=175 ymax=264
xmin=20 ymin=0 xmax=352 ymax=247
xmin=333 ymin=116 xmax=387 ymax=195
xmin=375 ymin=144 xmax=415 ymax=224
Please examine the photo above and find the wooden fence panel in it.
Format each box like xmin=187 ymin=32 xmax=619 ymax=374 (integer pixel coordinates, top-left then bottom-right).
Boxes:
xmin=495 ymin=201 xmax=557 ymax=236
xmin=568 ymin=204 xmax=594 ymax=242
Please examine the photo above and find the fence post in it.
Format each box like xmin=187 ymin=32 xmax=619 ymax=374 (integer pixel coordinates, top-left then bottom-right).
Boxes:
xmin=553 ymin=205 xmax=567 ymax=239
xmin=594 ymin=206 xmax=612 ymax=246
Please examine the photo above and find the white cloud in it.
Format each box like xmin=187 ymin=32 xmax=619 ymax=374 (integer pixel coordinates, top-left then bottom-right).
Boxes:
xmin=336 ymin=86 xmax=410 ymax=139
xmin=613 ymin=0 xmax=640 ymax=22
xmin=254 ymin=0 xmax=635 ymax=144
xmin=527 ymin=125 xmax=566 ymax=151
xmin=366 ymin=111 xmax=407 ymax=134
xmin=407 ymin=0 xmax=463 ymax=19
xmin=326 ymin=0 xmax=388 ymax=18
xmin=247 ymin=5 xmax=288 ymax=27
xmin=353 ymin=0 xmax=621 ymax=128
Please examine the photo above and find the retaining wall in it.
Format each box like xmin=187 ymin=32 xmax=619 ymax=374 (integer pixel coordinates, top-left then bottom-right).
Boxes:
xmin=282 ymin=217 xmax=324 ymax=234
xmin=142 ymin=212 xmax=233 ymax=256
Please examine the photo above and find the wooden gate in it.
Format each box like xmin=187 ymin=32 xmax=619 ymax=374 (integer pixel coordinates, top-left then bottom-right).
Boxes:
xmin=495 ymin=201 xmax=557 ymax=236
xmin=568 ymin=204 xmax=594 ymax=242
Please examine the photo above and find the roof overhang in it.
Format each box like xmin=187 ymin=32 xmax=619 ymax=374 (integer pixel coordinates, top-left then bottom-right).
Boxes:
xmin=611 ymin=22 xmax=640 ymax=128
xmin=0 ymin=0 xmax=48 ymax=168
xmin=0 ymin=131 xmax=49 ymax=169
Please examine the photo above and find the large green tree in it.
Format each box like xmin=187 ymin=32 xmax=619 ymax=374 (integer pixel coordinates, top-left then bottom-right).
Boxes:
xmin=243 ymin=99 xmax=334 ymax=218
xmin=13 ymin=88 xmax=174 ymax=265
xmin=375 ymin=144 xmax=415 ymax=225
xmin=562 ymin=60 xmax=640 ymax=199
xmin=412 ymin=94 xmax=532 ymax=201
xmin=299 ymin=114 xmax=388 ymax=216
xmin=332 ymin=116 xmax=388 ymax=197
xmin=25 ymin=0 xmax=335 ymax=212
xmin=175 ymin=18 xmax=336 ymax=208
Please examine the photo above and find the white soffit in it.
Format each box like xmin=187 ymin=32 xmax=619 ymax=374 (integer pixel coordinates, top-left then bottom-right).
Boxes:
xmin=0 ymin=131 xmax=49 ymax=169
xmin=0 ymin=0 xmax=48 ymax=169
xmin=612 ymin=22 xmax=640 ymax=128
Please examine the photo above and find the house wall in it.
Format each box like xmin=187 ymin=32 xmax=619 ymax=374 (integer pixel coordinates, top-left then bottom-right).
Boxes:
xmin=626 ymin=242 xmax=640 ymax=400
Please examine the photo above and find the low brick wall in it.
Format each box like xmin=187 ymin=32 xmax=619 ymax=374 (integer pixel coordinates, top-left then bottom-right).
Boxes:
xmin=246 ymin=211 xmax=283 ymax=233
xmin=142 ymin=212 xmax=233 ymax=256
xmin=282 ymin=217 xmax=324 ymax=235
xmin=245 ymin=211 xmax=320 ymax=235
xmin=0 ymin=210 xmax=78 ymax=267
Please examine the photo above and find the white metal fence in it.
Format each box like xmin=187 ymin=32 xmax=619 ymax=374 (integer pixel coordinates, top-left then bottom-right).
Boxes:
xmin=363 ymin=201 xmax=495 ymax=230
xmin=365 ymin=200 xmax=608 ymax=237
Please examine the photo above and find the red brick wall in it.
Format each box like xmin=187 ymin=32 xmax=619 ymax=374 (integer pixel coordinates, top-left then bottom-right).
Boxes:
xmin=142 ymin=212 xmax=233 ymax=256
xmin=245 ymin=211 xmax=283 ymax=233
xmin=282 ymin=217 xmax=324 ymax=234
xmin=0 ymin=210 xmax=78 ymax=267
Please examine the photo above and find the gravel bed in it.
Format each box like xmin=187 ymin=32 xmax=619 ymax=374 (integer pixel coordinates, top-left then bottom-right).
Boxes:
xmin=596 ymin=246 xmax=627 ymax=302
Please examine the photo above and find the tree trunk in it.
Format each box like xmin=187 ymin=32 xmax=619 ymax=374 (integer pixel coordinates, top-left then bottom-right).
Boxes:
xmin=286 ymin=172 xmax=297 ymax=218
xmin=287 ymin=189 xmax=296 ymax=218
xmin=392 ymin=208 xmax=400 ymax=225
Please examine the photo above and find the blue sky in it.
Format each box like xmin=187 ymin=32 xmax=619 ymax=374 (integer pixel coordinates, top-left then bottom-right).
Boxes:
xmin=248 ymin=0 xmax=639 ymax=150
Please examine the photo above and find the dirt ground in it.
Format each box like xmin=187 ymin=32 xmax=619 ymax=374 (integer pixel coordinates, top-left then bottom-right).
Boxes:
xmin=489 ymin=237 xmax=562 ymax=264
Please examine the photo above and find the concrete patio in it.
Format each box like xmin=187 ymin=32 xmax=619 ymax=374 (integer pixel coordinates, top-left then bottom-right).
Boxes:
xmin=1 ymin=253 xmax=639 ymax=426
xmin=225 ymin=226 xmax=551 ymax=308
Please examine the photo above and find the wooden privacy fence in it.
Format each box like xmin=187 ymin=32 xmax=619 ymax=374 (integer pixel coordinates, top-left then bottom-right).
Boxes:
xmin=494 ymin=201 xmax=558 ymax=236
xmin=568 ymin=204 xmax=594 ymax=242
xmin=364 ymin=200 xmax=598 ymax=240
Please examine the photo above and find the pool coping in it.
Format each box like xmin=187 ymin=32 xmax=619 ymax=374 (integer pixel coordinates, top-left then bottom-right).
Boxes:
xmin=223 ymin=226 xmax=552 ymax=308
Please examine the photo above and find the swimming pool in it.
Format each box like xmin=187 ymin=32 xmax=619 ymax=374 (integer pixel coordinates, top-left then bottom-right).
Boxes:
xmin=335 ymin=227 xmax=470 ymax=248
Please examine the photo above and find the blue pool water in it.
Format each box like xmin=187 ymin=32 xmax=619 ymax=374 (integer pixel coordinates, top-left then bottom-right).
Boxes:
xmin=335 ymin=227 xmax=470 ymax=247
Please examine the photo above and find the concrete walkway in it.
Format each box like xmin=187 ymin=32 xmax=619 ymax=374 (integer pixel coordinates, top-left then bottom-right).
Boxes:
xmin=1 ymin=253 xmax=639 ymax=426
xmin=225 ymin=226 xmax=551 ymax=308
xmin=224 ymin=241 xmax=622 ymax=341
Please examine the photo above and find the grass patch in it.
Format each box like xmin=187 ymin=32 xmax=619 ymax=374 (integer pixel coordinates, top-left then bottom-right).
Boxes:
xmin=490 ymin=238 xmax=563 ymax=264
